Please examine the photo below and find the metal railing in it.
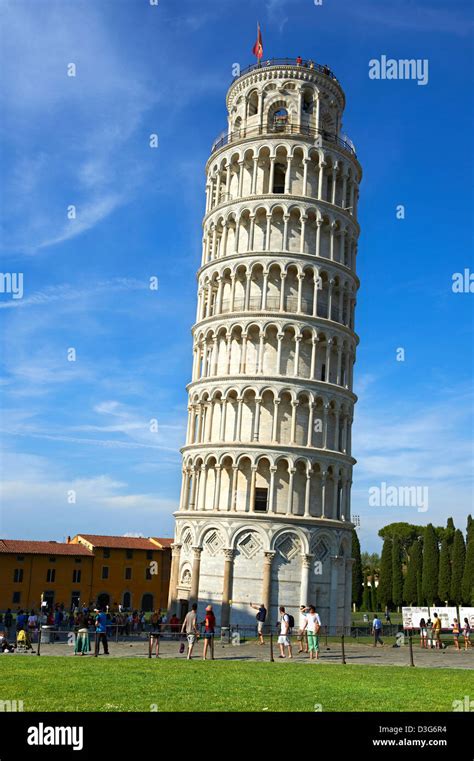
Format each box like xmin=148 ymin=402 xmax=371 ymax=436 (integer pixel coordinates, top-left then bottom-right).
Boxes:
xmin=211 ymin=123 xmax=356 ymax=157
xmin=232 ymin=58 xmax=338 ymax=84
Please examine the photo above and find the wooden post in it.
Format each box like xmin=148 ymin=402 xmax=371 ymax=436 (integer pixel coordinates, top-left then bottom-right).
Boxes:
xmin=94 ymin=631 xmax=99 ymax=657
xmin=37 ymin=627 xmax=42 ymax=656
xmin=341 ymin=633 xmax=346 ymax=664
xmin=270 ymin=632 xmax=274 ymax=662
xmin=148 ymin=633 xmax=152 ymax=659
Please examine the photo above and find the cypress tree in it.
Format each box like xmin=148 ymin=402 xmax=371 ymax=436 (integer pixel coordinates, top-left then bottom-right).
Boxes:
xmin=422 ymin=524 xmax=439 ymax=605
xmin=414 ymin=539 xmax=424 ymax=605
xmin=362 ymin=572 xmax=371 ymax=611
xmin=438 ymin=538 xmax=451 ymax=604
xmin=351 ymin=528 xmax=363 ymax=609
xmin=371 ymin=569 xmax=378 ymax=611
xmin=450 ymin=529 xmax=466 ymax=605
xmin=462 ymin=524 xmax=474 ymax=604
xmin=391 ymin=536 xmax=404 ymax=608
xmin=378 ymin=538 xmax=393 ymax=608
xmin=404 ymin=540 xmax=419 ymax=605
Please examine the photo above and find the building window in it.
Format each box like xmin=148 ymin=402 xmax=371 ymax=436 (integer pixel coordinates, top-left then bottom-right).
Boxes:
xmin=16 ymin=555 xmax=24 ymax=561
xmin=46 ymin=569 xmax=56 ymax=583
xmin=13 ymin=568 xmax=23 ymax=583
xmin=146 ymin=550 xmax=153 ymax=560
xmin=74 ymin=557 xmax=82 ymax=564
xmin=12 ymin=592 xmax=21 ymax=604
xmin=126 ymin=549 xmax=133 ymax=560
xmin=102 ymin=566 xmax=109 ymax=580
xmin=254 ymin=488 xmax=268 ymax=513
xmin=145 ymin=567 xmax=152 ymax=581
xmin=103 ymin=548 xmax=110 ymax=558
xmin=49 ymin=557 xmax=56 ymax=563
xmin=72 ymin=570 xmax=81 ymax=583
xmin=125 ymin=567 xmax=132 ymax=580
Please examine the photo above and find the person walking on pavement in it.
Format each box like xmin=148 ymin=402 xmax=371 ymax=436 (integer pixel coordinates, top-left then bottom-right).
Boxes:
xmin=372 ymin=614 xmax=384 ymax=646
xmin=181 ymin=603 xmax=199 ymax=660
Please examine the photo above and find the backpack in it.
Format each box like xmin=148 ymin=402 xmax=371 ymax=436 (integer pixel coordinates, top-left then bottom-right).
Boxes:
xmin=287 ymin=614 xmax=295 ymax=630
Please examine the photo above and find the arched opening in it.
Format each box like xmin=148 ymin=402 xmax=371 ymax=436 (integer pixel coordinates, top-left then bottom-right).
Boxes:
xmin=97 ymin=593 xmax=110 ymax=610
xmin=122 ymin=592 xmax=131 ymax=609
xmin=273 ymin=108 xmax=288 ymax=130
xmin=273 ymin=163 xmax=286 ymax=194
xmin=141 ymin=593 xmax=154 ymax=612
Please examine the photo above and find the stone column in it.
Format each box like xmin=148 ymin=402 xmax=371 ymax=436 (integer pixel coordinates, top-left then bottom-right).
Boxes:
xmin=262 ymin=551 xmax=276 ymax=621
xmin=315 ymin=219 xmax=322 ymax=256
xmin=344 ymin=557 xmax=355 ymax=631
xmin=262 ymin=271 xmax=269 ymax=309
xmin=253 ymin=397 xmax=262 ymax=440
xmin=272 ymin=399 xmax=280 ymax=442
xmin=282 ymin=214 xmax=290 ymax=251
xmin=221 ymin=549 xmax=236 ymax=627
xmin=249 ymin=466 xmax=257 ymax=512
xmin=304 ymin=472 xmax=312 ymax=517
xmin=269 ymin=466 xmax=277 ymax=513
xmin=307 ymin=403 xmax=314 ymax=447
xmin=300 ymin=554 xmax=313 ymax=606
xmin=189 ymin=547 xmax=203 ymax=607
xmin=167 ymin=543 xmax=182 ymax=614
xmin=287 ymin=467 xmax=296 ymax=515
xmin=213 ymin=465 xmax=222 ymax=511
xmin=279 ymin=275 xmax=286 ymax=312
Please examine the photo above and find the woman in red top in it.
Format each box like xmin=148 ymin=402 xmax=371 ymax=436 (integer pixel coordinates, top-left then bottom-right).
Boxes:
xmin=202 ymin=605 xmax=216 ymax=661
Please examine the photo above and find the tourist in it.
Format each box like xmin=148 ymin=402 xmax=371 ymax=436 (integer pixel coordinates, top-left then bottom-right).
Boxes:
xmin=278 ymin=606 xmax=293 ymax=659
xmin=432 ymin=612 xmax=442 ymax=649
xmin=384 ymin=606 xmax=391 ymax=625
xmin=94 ymin=608 xmax=109 ymax=655
xmin=419 ymin=617 xmax=427 ymax=648
xmin=451 ymin=618 xmax=461 ymax=652
xmin=150 ymin=610 xmax=161 ymax=657
xmin=426 ymin=618 xmax=434 ymax=649
xmin=462 ymin=618 xmax=471 ymax=650
xmin=16 ymin=610 xmax=27 ymax=631
xmin=250 ymin=602 xmax=267 ymax=644
xmin=0 ymin=630 xmax=15 ymax=653
xmin=169 ymin=612 xmax=180 ymax=638
xmin=181 ymin=603 xmax=199 ymax=660
xmin=4 ymin=609 xmax=13 ymax=639
xmin=297 ymin=605 xmax=309 ymax=654
xmin=302 ymin=605 xmax=321 ymax=660
xmin=372 ymin=614 xmax=384 ymax=646
xmin=202 ymin=605 xmax=216 ymax=660
xmin=296 ymin=55 xmax=302 ymax=66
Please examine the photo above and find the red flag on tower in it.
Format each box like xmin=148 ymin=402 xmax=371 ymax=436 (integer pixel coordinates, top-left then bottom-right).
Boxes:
xmin=252 ymin=22 xmax=263 ymax=61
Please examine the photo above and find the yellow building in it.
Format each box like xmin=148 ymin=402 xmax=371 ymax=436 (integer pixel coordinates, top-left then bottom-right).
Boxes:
xmin=71 ymin=534 xmax=172 ymax=611
xmin=0 ymin=534 xmax=171 ymax=612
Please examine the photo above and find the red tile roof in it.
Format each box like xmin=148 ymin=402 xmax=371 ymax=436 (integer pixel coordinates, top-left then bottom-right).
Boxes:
xmin=74 ymin=534 xmax=171 ymax=550
xmin=150 ymin=537 xmax=173 ymax=548
xmin=0 ymin=540 xmax=92 ymax=556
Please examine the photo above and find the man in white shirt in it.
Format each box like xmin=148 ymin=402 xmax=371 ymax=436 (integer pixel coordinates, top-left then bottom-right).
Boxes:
xmin=278 ymin=606 xmax=293 ymax=659
xmin=297 ymin=605 xmax=309 ymax=654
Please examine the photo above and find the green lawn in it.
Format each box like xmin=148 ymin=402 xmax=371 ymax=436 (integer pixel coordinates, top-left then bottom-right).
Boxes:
xmin=1 ymin=658 xmax=472 ymax=712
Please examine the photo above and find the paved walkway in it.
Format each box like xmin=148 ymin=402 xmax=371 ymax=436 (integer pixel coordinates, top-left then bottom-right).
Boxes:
xmin=11 ymin=637 xmax=474 ymax=669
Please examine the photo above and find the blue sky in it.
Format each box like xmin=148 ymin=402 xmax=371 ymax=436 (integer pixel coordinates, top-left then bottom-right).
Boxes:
xmin=0 ymin=0 xmax=473 ymax=553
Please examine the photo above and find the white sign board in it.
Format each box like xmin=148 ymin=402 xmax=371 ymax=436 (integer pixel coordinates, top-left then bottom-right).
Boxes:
xmin=402 ymin=607 xmax=429 ymax=629
xmin=429 ymin=607 xmax=458 ymax=630
xmin=459 ymin=607 xmax=474 ymax=628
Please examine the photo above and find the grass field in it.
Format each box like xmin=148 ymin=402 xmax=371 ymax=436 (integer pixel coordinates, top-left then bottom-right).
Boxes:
xmin=1 ymin=657 xmax=472 ymax=712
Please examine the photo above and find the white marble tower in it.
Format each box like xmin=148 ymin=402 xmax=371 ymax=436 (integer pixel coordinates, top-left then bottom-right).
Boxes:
xmin=168 ymin=58 xmax=361 ymax=633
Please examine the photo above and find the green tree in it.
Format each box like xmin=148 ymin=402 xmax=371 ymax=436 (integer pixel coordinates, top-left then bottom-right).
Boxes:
xmin=438 ymin=538 xmax=451 ymax=603
xmin=378 ymin=538 xmax=393 ymax=608
xmin=371 ymin=570 xmax=379 ymax=611
xmin=450 ymin=529 xmax=466 ymax=605
xmin=422 ymin=524 xmax=439 ymax=605
xmin=351 ymin=529 xmax=363 ymax=609
xmin=404 ymin=539 xmax=422 ymax=605
xmin=391 ymin=536 xmax=404 ymax=607
xmin=462 ymin=523 xmax=474 ymax=604
xmin=362 ymin=572 xmax=372 ymax=611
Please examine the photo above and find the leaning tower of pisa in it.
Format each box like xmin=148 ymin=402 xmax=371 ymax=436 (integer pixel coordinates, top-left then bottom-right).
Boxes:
xmin=167 ymin=58 xmax=362 ymax=633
